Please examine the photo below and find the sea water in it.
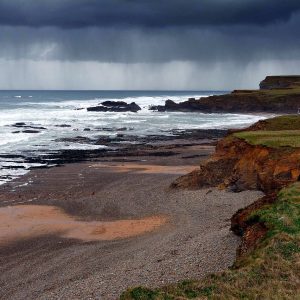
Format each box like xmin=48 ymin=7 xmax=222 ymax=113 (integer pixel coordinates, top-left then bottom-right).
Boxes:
xmin=0 ymin=90 xmax=267 ymax=185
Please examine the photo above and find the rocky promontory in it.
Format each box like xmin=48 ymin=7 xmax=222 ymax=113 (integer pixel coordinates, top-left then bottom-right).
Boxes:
xmin=150 ymin=76 xmax=300 ymax=114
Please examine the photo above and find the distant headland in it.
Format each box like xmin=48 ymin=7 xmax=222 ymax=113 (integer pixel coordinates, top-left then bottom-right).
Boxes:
xmin=150 ymin=75 xmax=300 ymax=114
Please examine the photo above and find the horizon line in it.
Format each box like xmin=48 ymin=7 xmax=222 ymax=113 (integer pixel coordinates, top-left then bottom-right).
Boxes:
xmin=0 ymin=89 xmax=229 ymax=92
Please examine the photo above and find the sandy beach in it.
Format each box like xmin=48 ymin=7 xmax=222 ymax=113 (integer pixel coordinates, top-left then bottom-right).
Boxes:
xmin=0 ymin=141 xmax=263 ymax=299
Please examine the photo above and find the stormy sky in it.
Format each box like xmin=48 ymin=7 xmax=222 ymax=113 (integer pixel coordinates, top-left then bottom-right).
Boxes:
xmin=0 ymin=0 xmax=300 ymax=90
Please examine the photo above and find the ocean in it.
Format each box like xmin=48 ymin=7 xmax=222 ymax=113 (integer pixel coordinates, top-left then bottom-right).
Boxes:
xmin=0 ymin=90 xmax=267 ymax=185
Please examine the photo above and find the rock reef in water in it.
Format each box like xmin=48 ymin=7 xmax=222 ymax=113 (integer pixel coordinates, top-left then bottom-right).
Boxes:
xmin=87 ymin=101 xmax=141 ymax=112
xmin=150 ymin=76 xmax=300 ymax=114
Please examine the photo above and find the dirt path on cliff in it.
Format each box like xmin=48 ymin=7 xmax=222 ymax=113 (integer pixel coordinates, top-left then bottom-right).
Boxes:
xmin=0 ymin=144 xmax=263 ymax=300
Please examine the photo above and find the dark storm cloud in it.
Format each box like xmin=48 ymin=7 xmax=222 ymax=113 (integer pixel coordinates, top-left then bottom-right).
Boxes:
xmin=1 ymin=14 xmax=300 ymax=64
xmin=0 ymin=0 xmax=300 ymax=90
xmin=1 ymin=0 xmax=300 ymax=64
xmin=0 ymin=0 xmax=300 ymax=28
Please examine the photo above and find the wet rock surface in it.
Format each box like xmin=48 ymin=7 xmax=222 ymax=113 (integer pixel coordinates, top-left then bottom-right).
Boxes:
xmin=87 ymin=101 xmax=141 ymax=112
xmin=10 ymin=123 xmax=46 ymax=130
xmin=0 ymin=129 xmax=227 ymax=180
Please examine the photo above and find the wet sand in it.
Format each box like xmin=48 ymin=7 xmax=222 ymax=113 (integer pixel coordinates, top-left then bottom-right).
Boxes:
xmin=0 ymin=143 xmax=263 ymax=299
xmin=0 ymin=205 xmax=167 ymax=245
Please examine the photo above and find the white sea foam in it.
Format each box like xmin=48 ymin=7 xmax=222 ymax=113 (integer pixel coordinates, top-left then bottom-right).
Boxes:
xmin=0 ymin=91 xmax=270 ymax=185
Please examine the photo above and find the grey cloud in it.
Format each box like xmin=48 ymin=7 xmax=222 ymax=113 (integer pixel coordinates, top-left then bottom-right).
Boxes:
xmin=0 ymin=1 xmax=299 ymax=90
xmin=1 ymin=13 xmax=300 ymax=64
xmin=0 ymin=0 xmax=299 ymax=28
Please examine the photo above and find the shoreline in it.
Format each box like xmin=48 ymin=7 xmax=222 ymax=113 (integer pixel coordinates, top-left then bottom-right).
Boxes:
xmin=0 ymin=136 xmax=263 ymax=299
xmin=0 ymin=128 xmax=227 ymax=186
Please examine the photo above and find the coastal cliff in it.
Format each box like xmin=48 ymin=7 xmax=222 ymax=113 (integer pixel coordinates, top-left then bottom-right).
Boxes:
xmin=172 ymin=115 xmax=300 ymax=193
xmin=122 ymin=115 xmax=300 ymax=299
xmin=172 ymin=131 xmax=300 ymax=193
xmin=150 ymin=75 xmax=300 ymax=114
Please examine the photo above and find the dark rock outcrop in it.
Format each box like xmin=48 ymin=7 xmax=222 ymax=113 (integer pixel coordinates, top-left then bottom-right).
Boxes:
xmin=55 ymin=124 xmax=72 ymax=128
xmin=55 ymin=136 xmax=94 ymax=144
xmin=11 ymin=123 xmax=46 ymax=130
xmin=22 ymin=130 xmax=41 ymax=134
xmin=87 ymin=101 xmax=141 ymax=112
xmin=150 ymin=99 xmax=197 ymax=112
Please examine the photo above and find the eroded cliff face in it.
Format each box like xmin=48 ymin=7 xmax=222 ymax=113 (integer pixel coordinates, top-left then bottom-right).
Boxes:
xmin=172 ymin=136 xmax=300 ymax=194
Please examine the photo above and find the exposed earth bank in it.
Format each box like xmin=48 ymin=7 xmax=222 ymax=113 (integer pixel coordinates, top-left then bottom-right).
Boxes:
xmin=172 ymin=136 xmax=300 ymax=194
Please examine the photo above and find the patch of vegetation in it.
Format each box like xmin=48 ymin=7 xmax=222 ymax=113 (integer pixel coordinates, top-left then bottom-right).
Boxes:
xmin=120 ymin=183 xmax=300 ymax=299
xmin=233 ymin=130 xmax=300 ymax=148
xmin=233 ymin=86 xmax=300 ymax=100
xmin=262 ymin=86 xmax=300 ymax=97
xmin=257 ymin=115 xmax=300 ymax=131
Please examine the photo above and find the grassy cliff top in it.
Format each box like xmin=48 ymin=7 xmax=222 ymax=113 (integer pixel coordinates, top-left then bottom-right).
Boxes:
xmin=234 ymin=130 xmax=300 ymax=148
xmin=256 ymin=115 xmax=300 ymax=131
xmin=229 ymin=82 xmax=300 ymax=104
xmin=232 ymin=115 xmax=300 ymax=148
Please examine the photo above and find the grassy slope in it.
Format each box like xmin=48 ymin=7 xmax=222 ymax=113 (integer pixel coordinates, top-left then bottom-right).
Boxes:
xmin=255 ymin=115 xmax=300 ymax=131
xmin=234 ymin=130 xmax=300 ymax=148
xmin=121 ymin=115 xmax=300 ymax=299
xmin=230 ymin=85 xmax=300 ymax=103
xmin=121 ymin=183 xmax=300 ymax=300
xmin=234 ymin=116 xmax=300 ymax=148
xmin=261 ymin=86 xmax=300 ymax=97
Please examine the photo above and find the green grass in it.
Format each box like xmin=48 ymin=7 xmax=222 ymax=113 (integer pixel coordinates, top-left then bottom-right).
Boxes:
xmin=234 ymin=86 xmax=300 ymax=95
xmin=233 ymin=130 xmax=300 ymax=148
xmin=262 ymin=86 xmax=300 ymax=96
xmin=254 ymin=115 xmax=300 ymax=131
xmin=120 ymin=183 xmax=300 ymax=299
xmin=233 ymin=85 xmax=300 ymax=97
